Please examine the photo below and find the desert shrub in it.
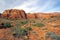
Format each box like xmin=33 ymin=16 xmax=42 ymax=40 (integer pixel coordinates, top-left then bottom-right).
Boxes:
xmin=33 ymin=23 xmax=44 ymax=27
xmin=4 ymin=22 xmax=11 ymax=28
xmin=25 ymin=27 xmax=32 ymax=31
xmin=45 ymin=32 xmax=60 ymax=40
xmin=45 ymin=32 xmax=55 ymax=38
xmin=51 ymin=16 xmax=60 ymax=20
xmin=53 ymin=16 xmax=60 ymax=18
xmin=12 ymin=27 xmax=27 ymax=38
xmin=11 ymin=27 xmax=32 ymax=38
xmin=16 ymin=19 xmax=28 ymax=27
xmin=0 ymin=22 xmax=11 ymax=28
xmin=17 ymin=19 xmax=28 ymax=26
xmin=57 ymin=35 xmax=60 ymax=40
xmin=19 ymin=19 xmax=28 ymax=26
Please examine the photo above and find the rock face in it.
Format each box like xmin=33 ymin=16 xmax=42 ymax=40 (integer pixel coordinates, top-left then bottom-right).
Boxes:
xmin=2 ymin=9 xmax=27 ymax=19
xmin=27 ymin=13 xmax=36 ymax=19
xmin=34 ymin=13 xmax=52 ymax=19
xmin=1 ymin=9 xmax=60 ymax=19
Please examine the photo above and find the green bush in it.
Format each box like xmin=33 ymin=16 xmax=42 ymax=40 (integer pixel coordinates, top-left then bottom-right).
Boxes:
xmin=16 ymin=19 xmax=28 ymax=27
xmin=11 ymin=27 xmax=32 ymax=38
xmin=57 ymin=36 xmax=60 ymax=40
xmin=45 ymin=32 xmax=60 ymax=40
xmin=19 ymin=19 xmax=28 ymax=26
xmin=33 ymin=23 xmax=44 ymax=27
xmin=25 ymin=27 xmax=32 ymax=31
xmin=52 ymin=16 xmax=60 ymax=19
xmin=3 ymin=22 xmax=11 ymax=28
xmin=53 ymin=16 xmax=60 ymax=18
xmin=17 ymin=19 xmax=28 ymax=26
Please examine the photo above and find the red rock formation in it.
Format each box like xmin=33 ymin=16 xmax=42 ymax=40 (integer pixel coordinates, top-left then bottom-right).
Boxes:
xmin=1 ymin=9 xmax=60 ymax=19
xmin=33 ymin=13 xmax=60 ymax=19
xmin=2 ymin=9 xmax=27 ymax=19
xmin=27 ymin=13 xmax=35 ymax=19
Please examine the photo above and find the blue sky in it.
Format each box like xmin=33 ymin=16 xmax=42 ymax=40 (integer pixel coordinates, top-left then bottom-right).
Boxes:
xmin=0 ymin=0 xmax=60 ymax=13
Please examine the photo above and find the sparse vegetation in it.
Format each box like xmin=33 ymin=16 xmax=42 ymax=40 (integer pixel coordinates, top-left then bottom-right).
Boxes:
xmin=52 ymin=16 xmax=60 ymax=18
xmin=46 ymin=32 xmax=60 ymax=40
xmin=33 ymin=23 xmax=45 ymax=27
xmin=22 ymin=19 xmax=28 ymax=23
xmin=4 ymin=22 xmax=12 ymax=28
xmin=11 ymin=26 xmax=32 ymax=39
xmin=0 ymin=22 xmax=12 ymax=28
xmin=19 ymin=19 xmax=28 ymax=26
xmin=0 ymin=13 xmax=60 ymax=40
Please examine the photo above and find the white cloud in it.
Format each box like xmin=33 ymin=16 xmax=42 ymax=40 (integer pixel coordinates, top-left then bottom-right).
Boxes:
xmin=4 ymin=0 xmax=60 ymax=13
xmin=33 ymin=0 xmax=57 ymax=12
xmin=13 ymin=0 xmax=39 ymax=13
xmin=39 ymin=0 xmax=56 ymax=11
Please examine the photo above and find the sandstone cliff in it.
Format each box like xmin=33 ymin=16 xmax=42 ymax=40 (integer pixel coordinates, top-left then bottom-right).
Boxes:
xmin=2 ymin=9 xmax=27 ymax=19
xmin=1 ymin=9 xmax=60 ymax=19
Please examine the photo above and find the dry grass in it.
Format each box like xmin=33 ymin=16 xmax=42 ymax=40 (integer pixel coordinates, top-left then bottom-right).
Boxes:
xmin=0 ymin=17 xmax=60 ymax=40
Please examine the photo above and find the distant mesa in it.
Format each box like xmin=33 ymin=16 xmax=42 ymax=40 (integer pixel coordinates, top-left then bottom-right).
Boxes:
xmin=0 ymin=9 xmax=60 ymax=19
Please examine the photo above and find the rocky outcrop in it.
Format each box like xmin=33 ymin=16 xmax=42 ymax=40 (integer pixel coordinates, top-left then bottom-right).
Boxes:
xmin=27 ymin=13 xmax=36 ymax=19
xmin=2 ymin=9 xmax=27 ymax=19
xmin=1 ymin=9 xmax=60 ymax=19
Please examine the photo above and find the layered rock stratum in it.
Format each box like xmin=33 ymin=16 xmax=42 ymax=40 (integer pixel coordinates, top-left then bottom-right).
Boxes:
xmin=0 ymin=9 xmax=60 ymax=19
xmin=2 ymin=9 xmax=27 ymax=19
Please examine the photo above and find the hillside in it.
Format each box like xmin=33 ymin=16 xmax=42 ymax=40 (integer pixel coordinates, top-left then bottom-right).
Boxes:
xmin=0 ymin=9 xmax=60 ymax=40
xmin=1 ymin=9 xmax=60 ymax=19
